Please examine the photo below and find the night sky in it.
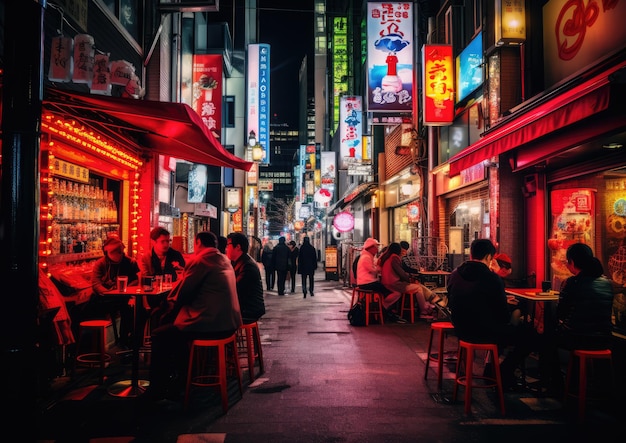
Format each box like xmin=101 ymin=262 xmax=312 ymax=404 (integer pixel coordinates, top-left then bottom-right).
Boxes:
xmin=259 ymin=0 xmax=314 ymax=126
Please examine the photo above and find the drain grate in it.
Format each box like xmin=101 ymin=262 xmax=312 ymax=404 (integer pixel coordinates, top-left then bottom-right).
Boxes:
xmin=251 ymin=383 xmax=291 ymax=394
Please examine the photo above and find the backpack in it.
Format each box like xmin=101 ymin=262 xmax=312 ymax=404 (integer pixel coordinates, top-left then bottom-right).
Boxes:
xmin=347 ymin=301 xmax=366 ymax=326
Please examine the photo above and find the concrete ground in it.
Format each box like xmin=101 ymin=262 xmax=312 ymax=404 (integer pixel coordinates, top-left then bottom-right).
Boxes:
xmin=35 ymin=268 xmax=623 ymax=442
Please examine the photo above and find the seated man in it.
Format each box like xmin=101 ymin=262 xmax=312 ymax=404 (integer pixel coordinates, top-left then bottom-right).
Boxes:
xmin=226 ymin=232 xmax=266 ymax=323
xmin=147 ymin=231 xmax=243 ymax=400
xmin=447 ymin=239 xmax=538 ymax=389
xmin=90 ymin=237 xmax=140 ymax=347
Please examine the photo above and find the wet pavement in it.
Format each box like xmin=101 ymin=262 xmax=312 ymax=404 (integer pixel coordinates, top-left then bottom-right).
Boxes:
xmin=35 ymin=268 xmax=624 ymax=442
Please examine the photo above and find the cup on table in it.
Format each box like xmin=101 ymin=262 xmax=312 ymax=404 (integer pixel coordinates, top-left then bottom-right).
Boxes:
xmin=155 ymin=275 xmax=163 ymax=292
xmin=117 ymin=276 xmax=129 ymax=292
xmin=541 ymin=280 xmax=551 ymax=292
xmin=142 ymin=275 xmax=154 ymax=292
xmin=164 ymin=274 xmax=173 ymax=289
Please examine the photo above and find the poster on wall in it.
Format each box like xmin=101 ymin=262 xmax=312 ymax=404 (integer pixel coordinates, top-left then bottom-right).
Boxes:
xmin=548 ymin=188 xmax=595 ymax=288
xmin=366 ymin=2 xmax=413 ymax=112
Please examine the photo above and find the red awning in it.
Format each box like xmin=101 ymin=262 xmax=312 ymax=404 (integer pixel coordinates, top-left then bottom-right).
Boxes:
xmin=447 ymin=61 xmax=626 ymax=176
xmin=43 ymin=89 xmax=254 ymax=171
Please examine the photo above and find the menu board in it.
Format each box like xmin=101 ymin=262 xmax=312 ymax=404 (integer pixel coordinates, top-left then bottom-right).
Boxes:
xmin=547 ymin=188 xmax=595 ymax=289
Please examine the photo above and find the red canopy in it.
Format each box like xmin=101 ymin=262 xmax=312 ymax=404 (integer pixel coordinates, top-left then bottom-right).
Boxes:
xmin=447 ymin=61 xmax=626 ymax=176
xmin=43 ymin=89 xmax=254 ymax=171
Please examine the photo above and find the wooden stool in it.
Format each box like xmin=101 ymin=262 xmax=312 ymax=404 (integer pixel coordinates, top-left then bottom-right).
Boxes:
xmin=453 ymin=340 xmax=505 ymax=415
xmin=424 ymin=321 xmax=456 ymax=389
xmin=354 ymin=288 xmax=385 ymax=325
xmin=184 ymin=333 xmax=243 ymax=413
xmin=74 ymin=319 xmax=112 ymax=384
xmin=564 ymin=348 xmax=614 ymax=421
xmin=237 ymin=321 xmax=265 ymax=383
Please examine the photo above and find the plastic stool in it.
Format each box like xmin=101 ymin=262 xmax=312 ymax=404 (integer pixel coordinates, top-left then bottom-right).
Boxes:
xmin=74 ymin=319 xmax=112 ymax=384
xmin=354 ymin=288 xmax=385 ymax=325
xmin=184 ymin=333 xmax=243 ymax=413
xmin=424 ymin=321 xmax=456 ymax=389
xmin=237 ymin=321 xmax=265 ymax=383
xmin=453 ymin=340 xmax=505 ymax=415
xmin=400 ymin=292 xmax=419 ymax=323
xmin=564 ymin=348 xmax=614 ymax=421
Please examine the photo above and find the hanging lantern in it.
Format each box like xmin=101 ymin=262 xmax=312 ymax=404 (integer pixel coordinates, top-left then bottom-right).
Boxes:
xmin=495 ymin=0 xmax=526 ymax=46
xmin=110 ymin=60 xmax=134 ymax=86
xmin=48 ymin=36 xmax=73 ymax=82
xmin=90 ymin=53 xmax=111 ymax=95
xmin=72 ymin=34 xmax=94 ymax=85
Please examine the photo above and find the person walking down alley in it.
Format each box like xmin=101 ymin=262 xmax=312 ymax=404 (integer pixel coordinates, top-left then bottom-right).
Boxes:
xmin=226 ymin=232 xmax=266 ymax=323
xmin=288 ymin=240 xmax=299 ymax=293
xmin=271 ymin=236 xmax=291 ymax=296
xmin=298 ymin=236 xmax=317 ymax=298
xmin=261 ymin=241 xmax=275 ymax=291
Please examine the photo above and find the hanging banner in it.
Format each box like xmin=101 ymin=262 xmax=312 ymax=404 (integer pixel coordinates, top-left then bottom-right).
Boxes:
xmin=72 ymin=34 xmax=94 ymax=85
xmin=49 ymin=36 xmax=73 ymax=82
xmin=422 ymin=44 xmax=454 ymax=125
xmin=366 ymin=2 xmax=414 ymax=112
xmin=339 ymin=96 xmax=363 ymax=170
xmin=192 ymin=54 xmax=223 ymax=140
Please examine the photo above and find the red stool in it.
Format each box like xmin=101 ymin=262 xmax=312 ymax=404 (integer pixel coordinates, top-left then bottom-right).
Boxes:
xmin=453 ymin=340 xmax=505 ymax=415
xmin=237 ymin=321 xmax=265 ymax=383
xmin=354 ymin=288 xmax=384 ymax=325
xmin=564 ymin=348 xmax=614 ymax=421
xmin=399 ymin=292 xmax=418 ymax=323
xmin=74 ymin=319 xmax=113 ymax=384
xmin=184 ymin=333 xmax=243 ymax=413
xmin=424 ymin=321 xmax=456 ymax=389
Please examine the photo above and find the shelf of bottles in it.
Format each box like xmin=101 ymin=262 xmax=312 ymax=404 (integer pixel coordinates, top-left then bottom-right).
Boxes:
xmin=40 ymin=151 xmax=121 ymax=267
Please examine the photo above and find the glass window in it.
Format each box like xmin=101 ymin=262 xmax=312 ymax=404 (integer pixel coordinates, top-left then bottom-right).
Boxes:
xmin=100 ymin=0 xmax=140 ymax=43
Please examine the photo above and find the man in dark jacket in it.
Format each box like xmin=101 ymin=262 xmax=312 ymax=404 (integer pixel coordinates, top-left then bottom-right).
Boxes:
xmin=297 ymin=236 xmax=318 ymax=298
xmin=226 ymin=232 xmax=266 ymax=323
xmin=271 ymin=236 xmax=291 ymax=295
xmin=447 ymin=238 xmax=536 ymax=389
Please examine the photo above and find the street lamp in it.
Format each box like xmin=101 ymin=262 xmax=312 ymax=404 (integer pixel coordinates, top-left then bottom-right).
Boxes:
xmin=248 ymin=130 xmax=264 ymax=162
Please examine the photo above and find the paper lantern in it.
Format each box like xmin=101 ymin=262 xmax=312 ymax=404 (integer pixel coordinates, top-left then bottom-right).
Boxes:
xmin=48 ymin=36 xmax=73 ymax=82
xmin=90 ymin=53 xmax=111 ymax=95
xmin=110 ymin=60 xmax=134 ymax=86
xmin=72 ymin=34 xmax=94 ymax=85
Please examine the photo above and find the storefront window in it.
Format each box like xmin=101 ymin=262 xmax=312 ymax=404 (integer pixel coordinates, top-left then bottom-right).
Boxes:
xmin=450 ymin=198 xmax=489 ymax=252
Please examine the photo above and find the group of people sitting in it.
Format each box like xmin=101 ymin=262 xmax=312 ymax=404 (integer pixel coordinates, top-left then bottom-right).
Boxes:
xmin=354 ymin=237 xmax=442 ymax=324
xmin=86 ymin=227 xmax=266 ymax=401
xmin=447 ymin=238 xmax=614 ymax=394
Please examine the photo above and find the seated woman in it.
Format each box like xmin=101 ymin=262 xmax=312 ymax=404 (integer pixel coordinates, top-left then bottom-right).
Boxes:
xmin=379 ymin=243 xmax=439 ymax=319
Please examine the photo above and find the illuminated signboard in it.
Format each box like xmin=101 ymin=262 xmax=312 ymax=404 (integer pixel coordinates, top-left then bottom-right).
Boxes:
xmin=339 ymin=96 xmax=363 ymax=169
xmin=366 ymin=2 xmax=414 ymax=113
xmin=422 ymin=44 xmax=454 ymax=125
xmin=247 ymin=44 xmax=271 ymax=164
xmin=332 ymin=17 xmax=348 ymax=133
xmin=192 ymin=54 xmax=222 ymax=139
xmin=456 ymin=33 xmax=483 ymax=103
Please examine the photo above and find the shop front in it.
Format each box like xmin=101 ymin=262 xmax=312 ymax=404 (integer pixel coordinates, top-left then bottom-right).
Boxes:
xmin=442 ymin=56 xmax=626 ymax=333
xmin=37 ymin=87 xmax=253 ymax=322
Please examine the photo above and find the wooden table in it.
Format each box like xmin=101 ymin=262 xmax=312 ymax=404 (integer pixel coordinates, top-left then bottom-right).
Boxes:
xmin=506 ymin=288 xmax=559 ymax=331
xmin=104 ymin=286 xmax=170 ymax=397
xmin=418 ymin=270 xmax=451 ymax=288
